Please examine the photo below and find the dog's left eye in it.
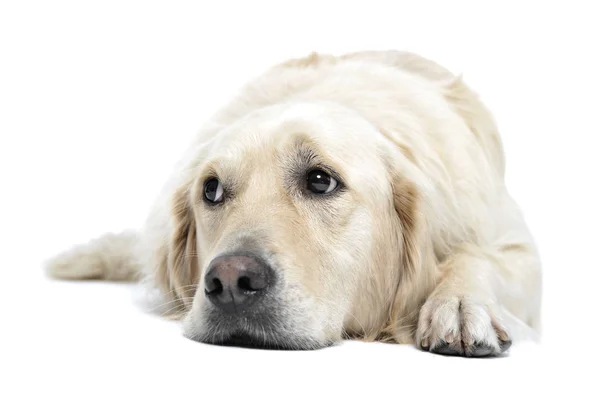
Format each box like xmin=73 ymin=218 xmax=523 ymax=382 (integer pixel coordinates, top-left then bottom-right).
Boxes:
xmin=204 ymin=178 xmax=224 ymax=203
xmin=306 ymin=169 xmax=338 ymax=194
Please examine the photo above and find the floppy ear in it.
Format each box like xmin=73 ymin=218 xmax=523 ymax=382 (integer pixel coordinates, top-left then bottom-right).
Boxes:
xmin=384 ymin=165 xmax=438 ymax=343
xmin=165 ymin=181 xmax=201 ymax=309
xmin=392 ymin=179 xmax=423 ymax=278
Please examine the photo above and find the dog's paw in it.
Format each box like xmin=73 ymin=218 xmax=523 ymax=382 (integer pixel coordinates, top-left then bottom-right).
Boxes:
xmin=416 ymin=295 xmax=511 ymax=357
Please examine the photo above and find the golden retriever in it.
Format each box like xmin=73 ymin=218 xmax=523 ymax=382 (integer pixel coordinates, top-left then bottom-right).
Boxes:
xmin=47 ymin=51 xmax=542 ymax=356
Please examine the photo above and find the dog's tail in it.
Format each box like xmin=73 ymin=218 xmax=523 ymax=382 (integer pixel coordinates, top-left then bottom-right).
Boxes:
xmin=45 ymin=230 xmax=142 ymax=281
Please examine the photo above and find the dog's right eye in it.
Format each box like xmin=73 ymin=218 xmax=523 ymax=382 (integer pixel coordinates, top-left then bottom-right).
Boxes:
xmin=204 ymin=178 xmax=224 ymax=204
xmin=306 ymin=169 xmax=338 ymax=194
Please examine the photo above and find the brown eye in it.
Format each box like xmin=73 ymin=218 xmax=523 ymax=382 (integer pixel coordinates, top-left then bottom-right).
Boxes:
xmin=204 ymin=178 xmax=224 ymax=203
xmin=306 ymin=169 xmax=338 ymax=194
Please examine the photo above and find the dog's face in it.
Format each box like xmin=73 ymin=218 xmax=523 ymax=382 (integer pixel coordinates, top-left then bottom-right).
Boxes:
xmin=176 ymin=102 xmax=418 ymax=349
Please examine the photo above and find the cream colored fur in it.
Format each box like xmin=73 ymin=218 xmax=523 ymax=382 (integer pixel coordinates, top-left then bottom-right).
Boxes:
xmin=47 ymin=51 xmax=541 ymax=356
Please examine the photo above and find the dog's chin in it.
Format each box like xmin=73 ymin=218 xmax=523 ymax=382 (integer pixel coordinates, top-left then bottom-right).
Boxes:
xmin=187 ymin=330 xmax=331 ymax=351
xmin=215 ymin=332 xmax=315 ymax=350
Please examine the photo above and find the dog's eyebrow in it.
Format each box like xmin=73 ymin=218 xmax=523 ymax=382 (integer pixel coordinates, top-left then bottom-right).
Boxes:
xmin=195 ymin=159 xmax=241 ymax=196
xmin=197 ymin=160 xmax=221 ymax=181
xmin=295 ymin=142 xmax=319 ymax=166
xmin=284 ymin=135 xmax=346 ymax=182
xmin=286 ymin=135 xmax=324 ymax=168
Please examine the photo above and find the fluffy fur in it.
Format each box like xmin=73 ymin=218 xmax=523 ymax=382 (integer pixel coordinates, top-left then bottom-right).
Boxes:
xmin=47 ymin=51 xmax=542 ymax=356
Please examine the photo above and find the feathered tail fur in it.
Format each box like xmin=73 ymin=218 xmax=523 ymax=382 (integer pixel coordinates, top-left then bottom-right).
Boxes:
xmin=46 ymin=230 xmax=141 ymax=281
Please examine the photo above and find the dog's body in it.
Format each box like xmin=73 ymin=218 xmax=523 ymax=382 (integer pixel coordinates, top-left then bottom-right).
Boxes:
xmin=48 ymin=51 xmax=541 ymax=356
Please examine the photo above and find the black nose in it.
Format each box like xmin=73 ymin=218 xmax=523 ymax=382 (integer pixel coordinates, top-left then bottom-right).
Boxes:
xmin=204 ymin=253 xmax=272 ymax=313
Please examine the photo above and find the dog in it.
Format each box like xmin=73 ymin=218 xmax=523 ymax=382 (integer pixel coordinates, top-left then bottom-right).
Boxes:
xmin=47 ymin=51 xmax=542 ymax=356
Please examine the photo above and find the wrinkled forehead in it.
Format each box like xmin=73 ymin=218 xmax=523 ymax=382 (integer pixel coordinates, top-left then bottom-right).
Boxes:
xmin=205 ymin=102 xmax=388 ymax=181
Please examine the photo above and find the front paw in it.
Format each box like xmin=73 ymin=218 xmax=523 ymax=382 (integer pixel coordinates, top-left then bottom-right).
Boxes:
xmin=416 ymin=295 xmax=511 ymax=357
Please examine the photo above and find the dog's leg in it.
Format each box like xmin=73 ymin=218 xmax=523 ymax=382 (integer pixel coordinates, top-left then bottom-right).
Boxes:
xmin=416 ymin=236 xmax=541 ymax=357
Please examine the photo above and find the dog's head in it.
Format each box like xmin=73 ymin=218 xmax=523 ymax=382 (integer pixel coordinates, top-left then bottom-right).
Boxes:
xmin=163 ymin=102 xmax=432 ymax=349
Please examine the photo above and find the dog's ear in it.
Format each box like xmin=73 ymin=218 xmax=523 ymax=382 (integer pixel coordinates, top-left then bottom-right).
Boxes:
xmin=392 ymin=179 xmax=423 ymax=278
xmin=165 ymin=181 xmax=200 ymax=309
xmin=381 ymin=139 xmax=433 ymax=281
xmin=383 ymin=159 xmax=438 ymax=343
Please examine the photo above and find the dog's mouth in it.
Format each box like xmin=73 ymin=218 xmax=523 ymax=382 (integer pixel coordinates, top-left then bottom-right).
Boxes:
xmin=189 ymin=330 xmax=330 ymax=351
xmin=215 ymin=332 xmax=297 ymax=350
xmin=186 ymin=294 xmax=333 ymax=350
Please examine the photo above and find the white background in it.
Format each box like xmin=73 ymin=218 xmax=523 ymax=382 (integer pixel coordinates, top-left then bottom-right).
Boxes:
xmin=1 ymin=1 xmax=599 ymax=398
